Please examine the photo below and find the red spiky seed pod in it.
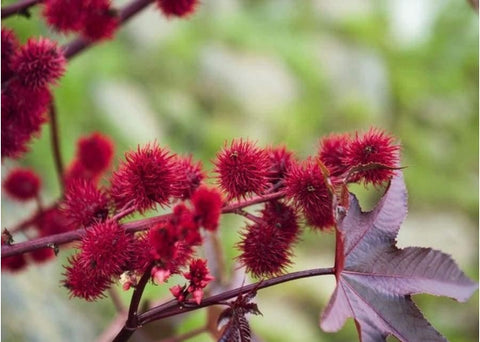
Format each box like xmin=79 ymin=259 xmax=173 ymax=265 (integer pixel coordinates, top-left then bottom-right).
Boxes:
xmin=3 ymin=168 xmax=41 ymax=201
xmin=1 ymin=81 xmax=51 ymax=159
xmin=183 ymin=258 xmax=214 ymax=304
xmin=63 ymin=254 xmax=112 ymax=301
xmin=42 ymin=0 xmax=86 ymax=33
xmin=343 ymin=128 xmax=400 ymax=185
xmin=318 ymin=132 xmax=351 ymax=178
xmin=30 ymin=247 xmax=55 ymax=263
xmin=1 ymin=253 xmax=27 ymax=272
xmin=79 ymin=221 xmax=132 ymax=278
xmin=10 ymin=37 xmax=66 ymax=90
xmin=1 ymin=28 xmax=19 ymax=81
xmin=237 ymin=221 xmax=293 ymax=278
xmin=156 ymin=0 xmax=199 ymax=18
xmin=62 ymin=179 xmax=109 ymax=229
xmin=77 ymin=132 xmax=115 ymax=175
xmin=173 ymin=155 xmax=205 ymax=200
xmin=215 ymin=139 xmax=269 ymax=200
xmin=110 ymin=143 xmax=178 ymax=213
xmin=191 ymin=186 xmax=223 ymax=232
xmin=35 ymin=207 xmax=72 ymax=236
xmin=284 ymin=158 xmax=335 ymax=230
xmin=81 ymin=2 xmax=119 ymax=41
xmin=171 ymin=203 xmax=201 ymax=246
xmin=266 ymin=145 xmax=295 ymax=187
xmin=261 ymin=201 xmax=300 ymax=244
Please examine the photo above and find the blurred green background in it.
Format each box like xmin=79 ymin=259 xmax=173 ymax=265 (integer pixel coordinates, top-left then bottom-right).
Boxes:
xmin=2 ymin=0 xmax=478 ymax=341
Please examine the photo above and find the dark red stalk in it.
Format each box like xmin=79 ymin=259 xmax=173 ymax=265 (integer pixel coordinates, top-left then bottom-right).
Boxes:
xmin=112 ymin=263 xmax=154 ymax=342
xmin=1 ymin=191 xmax=285 ymax=258
xmin=48 ymin=102 xmax=65 ymax=192
xmin=62 ymin=0 xmax=155 ymax=60
xmin=137 ymin=267 xmax=334 ymax=326
xmin=1 ymin=0 xmax=41 ymax=19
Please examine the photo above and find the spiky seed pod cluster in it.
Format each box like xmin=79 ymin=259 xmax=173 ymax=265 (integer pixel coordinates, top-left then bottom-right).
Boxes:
xmin=42 ymin=0 xmax=118 ymax=41
xmin=1 ymin=32 xmax=65 ymax=159
xmin=215 ymin=139 xmax=270 ymax=200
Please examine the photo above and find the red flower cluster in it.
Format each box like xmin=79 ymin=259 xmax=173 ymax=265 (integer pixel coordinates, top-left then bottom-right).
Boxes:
xmin=1 ymin=31 xmax=65 ymax=159
xmin=318 ymin=128 xmax=400 ymax=185
xmin=43 ymin=0 xmax=118 ymax=41
xmin=3 ymin=168 xmax=41 ymax=201
xmin=170 ymin=258 xmax=214 ymax=304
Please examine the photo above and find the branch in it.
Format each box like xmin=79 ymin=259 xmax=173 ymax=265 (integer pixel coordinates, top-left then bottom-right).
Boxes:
xmin=112 ymin=263 xmax=154 ymax=342
xmin=138 ymin=267 xmax=334 ymax=325
xmin=1 ymin=0 xmax=41 ymax=19
xmin=1 ymin=191 xmax=285 ymax=258
xmin=48 ymin=101 xmax=65 ymax=192
xmin=62 ymin=0 xmax=155 ymax=60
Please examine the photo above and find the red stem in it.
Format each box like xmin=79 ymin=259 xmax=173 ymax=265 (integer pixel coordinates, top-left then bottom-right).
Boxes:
xmin=48 ymin=101 xmax=65 ymax=192
xmin=62 ymin=0 xmax=155 ymax=60
xmin=1 ymin=0 xmax=41 ymax=19
xmin=112 ymin=263 xmax=154 ymax=342
xmin=1 ymin=191 xmax=285 ymax=258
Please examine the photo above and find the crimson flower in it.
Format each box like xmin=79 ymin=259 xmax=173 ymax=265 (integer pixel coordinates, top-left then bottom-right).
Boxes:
xmin=215 ymin=139 xmax=269 ymax=200
xmin=3 ymin=168 xmax=41 ymax=201
xmin=191 ymin=186 xmax=223 ymax=232
xmin=110 ymin=143 xmax=179 ymax=213
xmin=285 ymin=158 xmax=334 ymax=230
xmin=10 ymin=37 xmax=66 ymax=90
xmin=183 ymin=258 xmax=214 ymax=304
xmin=343 ymin=128 xmax=400 ymax=185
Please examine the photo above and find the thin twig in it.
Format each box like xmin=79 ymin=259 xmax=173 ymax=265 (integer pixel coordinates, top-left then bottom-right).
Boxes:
xmin=1 ymin=0 xmax=41 ymax=19
xmin=138 ymin=267 xmax=334 ymax=325
xmin=48 ymin=101 xmax=65 ymax=192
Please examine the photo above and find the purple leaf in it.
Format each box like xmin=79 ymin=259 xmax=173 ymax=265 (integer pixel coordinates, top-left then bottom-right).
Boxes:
xmin=217 ymin=290 xmax=262 ymax=342
xmin=320 ymin=172 xmax=478 ymax=342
